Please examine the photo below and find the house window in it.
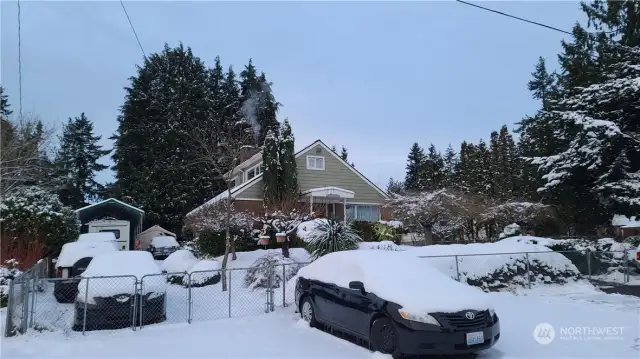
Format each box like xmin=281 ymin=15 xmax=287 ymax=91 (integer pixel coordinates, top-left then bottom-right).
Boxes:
xmin=228 ymin=178 xmax=236 ymax=188
xmin=345 ymin=205 xmax=380 ymax=222
xmin=307 ymin=156 xmax=325 ymax=170
xmin=246 ymin=164 xmax=263 ymax=181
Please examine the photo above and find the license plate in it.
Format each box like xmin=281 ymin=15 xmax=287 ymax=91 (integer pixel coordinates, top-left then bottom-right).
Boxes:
xmin=466 ymin=331 xmax=484 ymax=346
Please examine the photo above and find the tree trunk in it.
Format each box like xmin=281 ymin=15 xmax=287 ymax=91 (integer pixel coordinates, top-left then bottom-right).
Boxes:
xmin=220 ymin=237 xmax=230 ymax=292
xmin=282 ymin=236 xmax=290 ymax=258
xmin=230 ymin=234 xmax=237 ymax=260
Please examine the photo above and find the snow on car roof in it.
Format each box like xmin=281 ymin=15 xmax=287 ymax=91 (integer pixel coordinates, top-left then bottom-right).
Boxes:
xmin=296 ymin=250 xmax=493 ymax=314
xmin=56 ymin=241 xmax=118 ymax=268
xmin=151 ymin=236 xmax=179 ymax=248
xmin=81 ymin=251 xmax=162 ymax=278
xmin=77 ymin=232 xmax=117 ymax=243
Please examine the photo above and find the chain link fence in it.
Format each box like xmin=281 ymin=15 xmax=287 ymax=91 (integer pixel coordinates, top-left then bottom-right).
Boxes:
xmin=4 ymin=249 xmax=638 ymax=337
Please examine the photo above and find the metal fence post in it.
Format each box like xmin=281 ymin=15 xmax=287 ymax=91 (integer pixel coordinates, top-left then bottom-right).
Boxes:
xmin=586 ymin=249 xmax=592 ymax=278
xmin=282 ymin=264 xmax=286 ymax=307
xmin=525 ymin=252 xmax=531 ymax=289
xmin=228 ymin=270 xmax=232 ymax=318
xmin=4 ymin=279 xmax=15 ymax=337
xmin=187 ymin=272 xmax=192 ymax=324
xmin=20 ymin=278 xmax=29 ymax=334
xmin=135 ymin=278 xmax=142 ymax=331
xmin=455 ymin=255 xmax=460 ymax=282
xmin=82 ymin=277 xmax=90 ymax=335
xmin=623 ymin=248 xmax=629 ymax=284
xmin=29 ymin=277 xmax=37 ymax=328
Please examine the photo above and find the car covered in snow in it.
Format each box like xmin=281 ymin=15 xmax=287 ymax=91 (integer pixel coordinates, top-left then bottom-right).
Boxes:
xmin=77 ymin=232 xmax=119 ymax=246
xmin=147 ymin=235 xmax=180 ymax=259
xmin=54 ymin=241 xmax=118 ymax=303
xmin=72 ymin=251 xmax=167 ymax=331
xmin=294 ymin=250 xmax=500 ymax=357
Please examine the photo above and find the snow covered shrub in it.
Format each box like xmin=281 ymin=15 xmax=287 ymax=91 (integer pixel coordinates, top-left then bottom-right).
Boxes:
xmin=305 ymin=218 xmax=362 ymax=260
xmin=373 ymin=222 xmax=399 ymax=243
xmin=359 ymin=241 xmax=402 ymax=251
xmin=0 ymin=260 xmax=21 ymax=307
xmin=183 ymin=260 xmax=221 ymax=287
xmin=351 ymin=221 xmax=375 ymax=241
xmin=1 ymin=186 xmax=80 ymax=266
xmin=243 ymin=253 xmax=302 ymax=290
xmin=499 ymin=223 xmax=522 ymax=239
xmin=162 ymin=250 xmax=198 ymax=285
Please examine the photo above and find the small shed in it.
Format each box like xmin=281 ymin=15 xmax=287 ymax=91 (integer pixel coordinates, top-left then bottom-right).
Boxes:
xmin=75 ymin=198 xmax=145 ymax=250
xmin=612 ymin=214 xmax=640 ymax=238
xmin=137 ymin=225 xmax=177 ymax=251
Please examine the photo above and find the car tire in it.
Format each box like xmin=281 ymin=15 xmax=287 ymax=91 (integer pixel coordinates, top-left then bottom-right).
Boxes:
xmin=370 ymin=317 xmax=402 ymax=358
xmin=299 ymin=297 xmax=317 ymax=327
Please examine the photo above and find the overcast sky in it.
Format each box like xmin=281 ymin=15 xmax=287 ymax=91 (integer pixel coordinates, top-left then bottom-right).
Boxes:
xmin=1 ymin=1 xmax=585 ymax=190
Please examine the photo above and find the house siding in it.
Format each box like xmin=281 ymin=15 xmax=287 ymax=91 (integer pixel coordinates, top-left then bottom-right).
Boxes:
xmin=296 ymin=144 xmax=387 ymax=204
xmin=235 ymin=177 xmax=264 ymax=199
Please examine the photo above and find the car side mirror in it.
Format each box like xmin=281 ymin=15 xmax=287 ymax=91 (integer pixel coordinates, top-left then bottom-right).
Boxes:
xmin=349 ymin=281 xmax=365 ymax=293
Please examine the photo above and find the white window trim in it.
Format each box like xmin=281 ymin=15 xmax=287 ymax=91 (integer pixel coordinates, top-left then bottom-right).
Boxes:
xmin=306 ymin=155 xmax=325 ymax=170
xmin=346 ymin=204 xmax=381 ymax=222
xmin=245 ymin=163 xmax=263 ymax=182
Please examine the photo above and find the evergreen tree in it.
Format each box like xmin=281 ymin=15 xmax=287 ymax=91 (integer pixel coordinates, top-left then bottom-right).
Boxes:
xmin=422 ymin=144 xmax=445 ymax=190
xmin=442 ymin=144 xmax=459 ymax=189
xmin=0 ymin=86 xmax=12 ymax=118
xmin=340 ymin=146 xmax=348 ymax=162
xmin=456 ymin=141 xmax=475 ymax=193
xmin=278 ymin=119 xmax=298 ymax=203
xmin=386 ymin=177 xmax=404 ymax=196
xmin=112 ymin=43 xmax=220 ymax=232
xmin=55 ymin=113 xmax=110 ymax=208
xmin=262 ymin=130 xmax=279 ymax=207
xmin=404 ymin=143 xmax=425 ymax=191
xmin=240 ymin=60 xmax=280 ymax=144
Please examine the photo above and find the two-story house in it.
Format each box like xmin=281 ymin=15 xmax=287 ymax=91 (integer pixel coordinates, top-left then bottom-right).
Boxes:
xmin=188 ymin=140 xmax=391 ymax=222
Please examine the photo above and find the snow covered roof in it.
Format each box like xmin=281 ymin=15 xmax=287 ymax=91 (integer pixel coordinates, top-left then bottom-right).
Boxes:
xmin=138 ymin=225 xmax=176 ymax=238
xmin=296 ymin=250 xmax=492 ymax=313
xmin=186 ymin=175 xmax=263 ymax=217
xmin=301 ymin=187 xmax=355 ymax=198
xmin=612 ymin=214 xmax=640 ymax=228
xmin=56 ymin=241 xmax=118 ymax=268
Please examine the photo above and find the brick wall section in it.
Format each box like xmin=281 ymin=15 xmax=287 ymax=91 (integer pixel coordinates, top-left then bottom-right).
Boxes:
xmin=234 ymin=200 xmax=265 ymax=217
xmin=381 ymin=206 xmax=393 ymax=221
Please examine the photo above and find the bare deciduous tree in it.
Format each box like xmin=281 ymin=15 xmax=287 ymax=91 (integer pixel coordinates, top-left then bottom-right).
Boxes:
xmin=1 ymin=115 xmax=56 ymax=196
xmin=260 ymin=197 xmax=315 ymax=258
xmin=189 ymin=111 xmax=257 ymax=291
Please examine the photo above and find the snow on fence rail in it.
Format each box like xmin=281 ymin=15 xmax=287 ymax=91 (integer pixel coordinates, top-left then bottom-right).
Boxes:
xmin=4 ymin=249 xmax=637 ymax=337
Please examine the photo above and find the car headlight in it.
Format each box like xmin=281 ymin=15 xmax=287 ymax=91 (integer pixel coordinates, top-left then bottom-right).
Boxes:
xmin=398 ymin=309 xmax=441 ymax=326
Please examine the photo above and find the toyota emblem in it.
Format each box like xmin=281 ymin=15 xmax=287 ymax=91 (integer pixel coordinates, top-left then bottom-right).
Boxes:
xmin=465 ymin=311 xmax=476 ymax=320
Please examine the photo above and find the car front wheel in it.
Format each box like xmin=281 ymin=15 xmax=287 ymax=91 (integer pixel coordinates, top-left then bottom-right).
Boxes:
xmin=300 ymin=297 xmax=317 ymax=327
xmin=370 ymin=317 xmax=402 ymax=358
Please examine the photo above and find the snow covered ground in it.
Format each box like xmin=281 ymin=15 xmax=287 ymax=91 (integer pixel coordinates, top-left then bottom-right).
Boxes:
xmin=2 ymin=284 xmax=638 ymax=358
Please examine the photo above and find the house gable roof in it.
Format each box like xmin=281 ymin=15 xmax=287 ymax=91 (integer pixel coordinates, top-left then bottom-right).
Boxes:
xmin=188 ymin=139 xmax=389 ymax=215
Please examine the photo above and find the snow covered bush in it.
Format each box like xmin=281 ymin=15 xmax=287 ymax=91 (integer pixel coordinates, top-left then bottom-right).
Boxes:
xmin=162 ymin=250 xmax=198 ymax=285
xmin=184 ymin=260 xmax=221 ymax=287
xmin=244 ymin=253 xmax=303 ymax=290
xmin=258 ymin=208 xmax=313 ymax=258
xmin=499 ymin=223 xmax=522 ymax=239
xmin=506 ymin=236 xmax=637 ymax=278
xmin=412 ymin=241 xmax=582 ymax=291
xmin=0 ymin=260 xmax=21 ymax=307
xmin=305 ymin=218 xmax=362 ymax=260
xmin=359 ymin=241 xmax=402 ymax=251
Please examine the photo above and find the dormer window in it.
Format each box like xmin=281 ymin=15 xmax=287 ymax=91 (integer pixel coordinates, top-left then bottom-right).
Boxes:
xmin=246 ymin=164 xmax=263 ymax=181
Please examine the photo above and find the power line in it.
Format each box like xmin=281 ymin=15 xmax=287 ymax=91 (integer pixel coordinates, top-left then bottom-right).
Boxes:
xmin=119 ymin=0 xmax=147 ymax=59
xmin=17 ymin=0 xmax=23 ymax=120
xmin=455 ymin=0 xmax=638 ymax=56
xmin=456 ymin=0 xmax=573 ymax=36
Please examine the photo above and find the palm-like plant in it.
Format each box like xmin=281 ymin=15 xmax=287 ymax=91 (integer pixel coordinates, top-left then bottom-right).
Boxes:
xmin=305 ymin=218 xmax=362 ymax=260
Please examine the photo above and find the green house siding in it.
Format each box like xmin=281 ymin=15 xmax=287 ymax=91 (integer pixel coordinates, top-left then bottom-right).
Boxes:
xmin=235 ymin=177 xmax=264 ymax=199
xmin=296 ymin=144 xmax=386 ymax=204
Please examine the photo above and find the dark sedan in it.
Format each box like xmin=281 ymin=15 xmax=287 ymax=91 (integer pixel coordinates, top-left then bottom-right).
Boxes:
xmin=294 ymin=250 xmax=500 ymax=358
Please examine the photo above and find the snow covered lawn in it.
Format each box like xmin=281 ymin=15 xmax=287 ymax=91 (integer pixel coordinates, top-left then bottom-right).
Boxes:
xmin=2 ymin=285 xmax=638 ymax=358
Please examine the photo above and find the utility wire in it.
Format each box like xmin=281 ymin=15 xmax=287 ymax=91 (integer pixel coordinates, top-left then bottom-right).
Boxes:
xmin=455 ymin=0 xmax=638 ymax=55
xmin=456 ymin=0 xmax=573 ymax=36
xmin=119 ymin=0 xmax=147 ymax=59
xmin=17 ymin=0 xmax=23 ymax=121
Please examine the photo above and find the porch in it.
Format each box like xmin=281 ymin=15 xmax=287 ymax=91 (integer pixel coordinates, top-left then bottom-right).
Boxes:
xmin=300 ymin=187 xmax=382 ymax=222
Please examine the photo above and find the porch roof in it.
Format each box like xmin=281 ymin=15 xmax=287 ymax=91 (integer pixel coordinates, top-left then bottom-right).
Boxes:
xmin=301 ymin=186 xmax=355 ymax=199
